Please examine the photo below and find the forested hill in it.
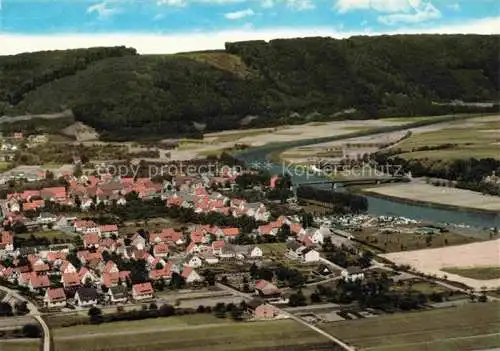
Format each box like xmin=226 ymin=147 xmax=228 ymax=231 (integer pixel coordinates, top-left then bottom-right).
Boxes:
xmin=0 ymin=35 xmax=498 ymax=141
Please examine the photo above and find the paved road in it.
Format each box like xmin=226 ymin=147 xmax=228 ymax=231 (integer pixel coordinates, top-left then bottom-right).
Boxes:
xmin=215 ymin=283 xmax=356 ymax=351
xmin=0 ymin=285 xmax=51 ymax=351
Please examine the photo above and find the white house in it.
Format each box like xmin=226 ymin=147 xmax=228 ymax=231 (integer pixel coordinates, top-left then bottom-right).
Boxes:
xmin=44 ymin=288 xmax=66 ymax=308
xmin=181 ymin=267 xmax=203 ymax=283
xmin=108 ymin=285 xmax=128 ymax=304
xmin=74 ymin=287 xmax=98 ymax=307
xmin=37 ymin=212 xmax=58 ymax=225
xmin=185 ymin=255 xmax=203 ymax=268
xmin=249 ymin=246 xmax=263 ymax=258
xmin=341 ymin=266 xmax=365 ymax=282
xmin=132 ymin=282 xmax=154 ymax=301
xmin=303 ymin=248 xmax=320 ymax=263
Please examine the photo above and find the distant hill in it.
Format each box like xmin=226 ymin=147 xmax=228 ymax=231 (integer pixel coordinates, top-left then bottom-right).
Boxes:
xmin=0 ymin=35 xmax=498 ymax=141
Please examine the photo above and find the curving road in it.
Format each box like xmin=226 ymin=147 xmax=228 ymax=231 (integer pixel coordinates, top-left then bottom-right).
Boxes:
xmin=215 ymin=283 xmax=356 ymax=351
xmin=0 ymin=285 xmax=51 ymax=351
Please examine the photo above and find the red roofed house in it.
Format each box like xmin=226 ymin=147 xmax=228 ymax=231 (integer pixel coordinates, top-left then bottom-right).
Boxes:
xmin=40 ymin=187 xmax=67 ymax=201
xmin=83 ymin=233 xmax=99 ymax=248
xmin=0 ymin=231 xmax=14 ymax=252
xmin=153 ymin=243 xmax=169 ymax=258
xmin=62 ymin=272 xmax=81 ymax=288
xmin=99 ymin=224 xmax=118 ymax=237
xmin=181 ymin=266 xmax=202 ymax=284
xmin=132 ymin=282 xmax=154 ymax=301
xmin=44 ymin=288 xmax=67 ymax=308
xmin=255 ymin=279 xmax=281 ymax=298
xmin=247 ymin=299 xmax=278 ymax=320
xmin=29 ymin=273 xmax=50 ymax=291
xmin=211 ymin=240 xmax=225 ymax=256
xmin=221 ymin=227 xmax=239 ymax=240
xmin=258 ymin=224 xmax=277 ymax=236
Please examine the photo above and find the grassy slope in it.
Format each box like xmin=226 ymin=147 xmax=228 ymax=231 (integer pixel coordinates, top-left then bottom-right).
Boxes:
xmin=321 ymin=302 xmax=500 ymax=351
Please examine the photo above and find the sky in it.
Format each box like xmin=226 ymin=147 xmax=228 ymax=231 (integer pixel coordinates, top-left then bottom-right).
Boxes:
xmin=0 ymin=0 xmax=499 ymax=54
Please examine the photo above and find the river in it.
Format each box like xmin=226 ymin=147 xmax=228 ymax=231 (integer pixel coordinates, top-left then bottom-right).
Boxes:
xmin=235 ymin=130 xmax=500 ymax=229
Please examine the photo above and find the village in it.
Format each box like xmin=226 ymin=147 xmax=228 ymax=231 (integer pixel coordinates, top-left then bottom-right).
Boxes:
xmin=0 ymin=131 xmax=498 ymax=351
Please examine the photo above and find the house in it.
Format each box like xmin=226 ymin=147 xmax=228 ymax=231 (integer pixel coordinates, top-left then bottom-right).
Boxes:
xmin=83 ymin=233 xmax=99 ymax=248
xmin=62 ymin=272 xmax=81 ymax=288
xmin=132 ymin=282 xmax=154 ymax=301
xmin=44 ymin=288 xmax=66 ymax=308
xmin=211 ymin=240 xmax=225 ymax=256
xmin=341 ymin=266 xmax=365 ymax=282
xmin=28 ymin=273 xmax=50 ymax=291
xmin=130 ymin=233 xmax=146 ymax=249
xmin=59 ymin=261 xmax=77 ymax=274
xmin=99 ymin=224 xmax=118 ymax=237
xmin=181 ymin=267 xmax=203 ymax=283
xmin=185 ymin=255 xmax=203 ymax=268
xmin=36 ymin=212 xmax=57 ymax=225
xmin=74 ymin=220 xmax=99 ymax=233
xmin=247 ymin=298 xmax=277 ymax=320
xmin=254 ymin=280 xmax=281 ymax=298
xmin=0 ymin=231 xmax=14 ymax=252
xmin=74 ymin=287 xmax=98 ymax=307
xmin=108 ymin=285 xmax=128 ymax=304
xmin=302 ymin=248 xmax=320 ymax=263
xmin=40 ymin=187 xmax=66 ymax=201
xmin=286 ymin=241 xmax=302 ymax=260
xmin=249 ymin=246 xmax=263 ymax=258
xmin=153 ymin=243 xmax=169 ymax=258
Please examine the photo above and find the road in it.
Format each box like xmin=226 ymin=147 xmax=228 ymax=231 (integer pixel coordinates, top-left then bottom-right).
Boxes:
xmin=215 ymin=283 xmax=356 ymax=351
xmin=0 ymin=285 xmax=51 ymax=351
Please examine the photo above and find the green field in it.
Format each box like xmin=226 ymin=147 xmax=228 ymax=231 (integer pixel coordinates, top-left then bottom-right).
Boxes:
xmin=391 ymin=280 xmax=453 ymax=295
xmin=0 ymin=339 xmax=40 ymax=351
xmin=0 ymin=161 xmax=12 ymax=171
xmin=53 ymin=318 xmax=334 ymax=351
xmin=354 ymin=229 xmax=478 ymax=253
xmin=258 ymin=243 xmax=288 ymax=256
xmin=18 ymin=231 xmax=73 ymax=241
xmin=441 ymin=266 xmax=500 ymax=280
xmin=392 ymin=117 xmax=500 ymax=160
xmin=321 ymin=302 xmax=500 ymax=351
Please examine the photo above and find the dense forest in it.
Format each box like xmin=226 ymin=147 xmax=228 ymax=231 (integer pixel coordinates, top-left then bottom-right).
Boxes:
xmin=0 ymin=35 xmax=498 ymax=140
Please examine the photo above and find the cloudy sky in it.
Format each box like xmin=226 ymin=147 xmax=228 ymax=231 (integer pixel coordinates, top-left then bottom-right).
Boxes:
xmin=0 ymin=0 xmax=498 ymax=54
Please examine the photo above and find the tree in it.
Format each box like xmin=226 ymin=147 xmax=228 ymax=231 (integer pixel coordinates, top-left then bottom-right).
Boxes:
xmin=14 ymin=301 xmax=30 ymax=315
xmin=170 ymin=272 xmax=186 ymax=290
xmin=230 ymin=307 xmax=243 ymax=321
xmin=149 ymin=302 xmax=158 ymax=310
xmin=288 ymin=290 xmax=307 ymax=307
xmin=22 ymin=324 xmax=42 ymax=338
xmin=0 ymin=302 xmax=13 ymax=316
xmin=159 ymin=304 xmax=175 ymax=317
xmin=277 ymin=224 xmax=291 ymax=242
xmin=88 ymin=307 xmax=103 ymax=324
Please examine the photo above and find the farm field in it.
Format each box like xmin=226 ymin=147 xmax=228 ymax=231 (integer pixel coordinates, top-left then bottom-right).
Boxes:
xmin=390 ymin=114 xmax=500 ymax=160
xmin=441 ymin=266 xmax=500 ymax=280
xmin=382 ymin=238 xmax=500 ymax=290
xmin=364 ymin=183 xmax=500 ymax=212
xmin=321 ymin=302 xmax=500 ymax=351
xmin=353 ymin=227 xmax=479 ymax=252
xmin=53 ymin=318 xmax=335 ymax=351
xmin=0 ymin=339 xmax=40 ymax=351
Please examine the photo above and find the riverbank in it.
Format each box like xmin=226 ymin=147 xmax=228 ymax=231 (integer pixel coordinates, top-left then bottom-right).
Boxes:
xmin=361 ymin=183 xmax=500 ymax=216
